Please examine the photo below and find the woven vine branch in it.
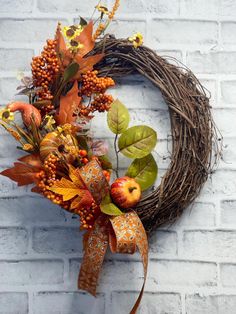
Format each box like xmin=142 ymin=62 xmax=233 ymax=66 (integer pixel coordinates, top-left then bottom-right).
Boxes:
xmin=92 ymin=37 xmax=222 ymax=233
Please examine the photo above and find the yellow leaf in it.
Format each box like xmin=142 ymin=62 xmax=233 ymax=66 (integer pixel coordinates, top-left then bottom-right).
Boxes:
xmin=68 ymin=165 xmax=84 ymax=187
xmin=49 ymin=177 xmax=79 ymax=201
xmin=48 ymin=166 xmax=94 ymax=209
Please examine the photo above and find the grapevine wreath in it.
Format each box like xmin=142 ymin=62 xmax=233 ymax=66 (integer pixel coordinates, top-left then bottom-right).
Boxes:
xmin=0 ymin=1 xmax=220 ymax=313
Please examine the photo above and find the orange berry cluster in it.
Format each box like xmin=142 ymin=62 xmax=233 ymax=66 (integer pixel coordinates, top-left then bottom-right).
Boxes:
xmin=35 ymin=154 xmax=69 ymax=209
xmin=78 ymin=70 xmax=115 ymax=117
xmin=91 ymin=93 xmax=114 ymax=112
xmin=31 ymin=39 xmax=60 ymax=110
xmin=73 ymin=202 xmax=101 ymax=230
xmin=81 ymin=70 xmax=115 ymax=97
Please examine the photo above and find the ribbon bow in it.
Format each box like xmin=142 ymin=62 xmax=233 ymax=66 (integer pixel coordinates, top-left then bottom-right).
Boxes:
xmin=77 ymin=160 xmax=148 ymax=313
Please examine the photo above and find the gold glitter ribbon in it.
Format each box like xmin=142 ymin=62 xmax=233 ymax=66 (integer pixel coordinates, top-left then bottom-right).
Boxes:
xmin=79 ymin=211 xmax=148 ymax=314
xmin=77 ymin=160 xmax=148 ymax=313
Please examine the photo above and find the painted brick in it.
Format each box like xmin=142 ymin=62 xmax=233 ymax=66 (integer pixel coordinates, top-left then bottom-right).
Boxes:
xmin=146 ymin=0 xmax=180 ymax=15
xmin=220 ymin=0 xmax=236 ymax=19
xmin=200 ymin=79 xmax=217 ymax=107
xmin=0 ymin=196 xmax=69 ymax=225
xmin=33 ymin=291 xmax=105 ymax=314
xmin=113 ymin=0 xmax=145 ymax=15
xmin=187 ymin=51 xmax=236 ymax=74
xmin=0 ymin=78 xmax=23 ymax=102
xmin=0 ymin=292 xmax=28 ymax=314
xmin=149 ymin=230 xmax=178 ymax=256
xmin=222 ymin=22 xmax=236 ymax=45
xmin=202 ymin=170 xmax=236 ymax=197
xmin=106 ymin=19 xmax=146 ymax=39
xmin=221 ymin=80 xmax=236 ymax=104
xmin=149 ymin=20 xmax=218 ymax=46
xmin=111 ymin=292 xmax=181 ymax=314
xmin=37 ymin=0 xmax=100 ymax=13
xmin=0 ymin=0 xmax=33 ymax=13
xmin=213 ymin=109 xmax=236 ymax=137
xmin=0 ymin=260 xmax=63 ymax=284
xmin=0 ymin=228 xmax=28 ymax=255
xmin=110 ymin=78 xmax=166 ymax=110
xmin=181 ymin=0 xmax=219 ymax=19
xmin=221 ymin=200 xmax=236 ymax=226
xmin=0 ymin=49 xmax=33 ymax=71
xmin=151 ymin=260 xmax=217 ymax=286
xmin=176 ymin=202 xmax=216 ymax=227
xmin=183 ymin=230 xmax=236 ymax=259
xmin=220 ymin=263 xmax=236 ymax=287
xmin=156 ymin=50 xmax=183 ymax=61
xmin=218 ymin=137 xmax=236 ymax=170
xmin=186 ymin=294 xmax=236 ymax=314
xmin=0 ymin=134 xmax=27 ymax=158
xmin=32 ymin=227 xmax=83 ymax=254
xmin=0 ymin=19 xmax=67 ymax=43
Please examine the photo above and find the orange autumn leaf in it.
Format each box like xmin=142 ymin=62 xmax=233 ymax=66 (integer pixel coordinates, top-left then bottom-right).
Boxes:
xmin=56 ymin=81 xmax=81 ymax=125
xmin=0 ymin=154 xmax=42 ymax=186
xmin=1 ymin=162 xmax=40 ymax=186
xmin=75 ymin=21 xmax=94 ymax=57
xmin=18 ymin=154 xmax=42 ymax=169
xmin=55 ymin=22 xmax=103 ymax=74
xmin=55 ymin=23 xmax=67 ymax=55
xmin=48 ymin=166 xmax=93 ymax=210
xmin=74 ymin=53 xmax=104 ymax=78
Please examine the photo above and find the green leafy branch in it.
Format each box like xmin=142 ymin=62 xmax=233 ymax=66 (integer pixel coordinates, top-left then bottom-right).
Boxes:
xmin=107 ymin=99 xmax=158 ymax=191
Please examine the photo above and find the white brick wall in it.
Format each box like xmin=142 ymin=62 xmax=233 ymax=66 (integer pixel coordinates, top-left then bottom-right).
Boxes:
xmin=0 ymin=0 xmax=235 ymax=313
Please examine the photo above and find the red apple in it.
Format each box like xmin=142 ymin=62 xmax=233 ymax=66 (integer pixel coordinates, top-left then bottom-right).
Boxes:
xmin=110 ymin=176 xmax=141 ymax=209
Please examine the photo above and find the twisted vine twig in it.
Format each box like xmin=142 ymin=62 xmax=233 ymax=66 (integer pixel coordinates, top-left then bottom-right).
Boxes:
xmin=92 ymin=37 xmax=222 ymax=233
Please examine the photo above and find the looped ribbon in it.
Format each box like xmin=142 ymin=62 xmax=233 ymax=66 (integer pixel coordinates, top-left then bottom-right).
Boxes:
xmin=78 ymin=160 xmax=148 ymax=314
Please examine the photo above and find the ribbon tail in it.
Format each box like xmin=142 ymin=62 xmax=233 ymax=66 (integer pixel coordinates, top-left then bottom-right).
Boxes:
xmin=130 ymin=283 xmax=145 ymax=314
xmin=78 ymin=216 xmax=109 ymax=296
xmin=110 ymin=211 xmax=148 ymax=314
xmin=130 ymin=212 xmax=148 ymax=314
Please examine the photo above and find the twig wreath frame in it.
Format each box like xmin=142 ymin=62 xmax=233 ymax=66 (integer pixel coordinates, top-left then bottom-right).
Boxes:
xmin=93 ymin=37 xmax=221 ymax=233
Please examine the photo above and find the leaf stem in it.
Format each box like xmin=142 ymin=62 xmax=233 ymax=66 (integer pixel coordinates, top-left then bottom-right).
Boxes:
xmin=114 ymin=134 xmax=119 ymax=178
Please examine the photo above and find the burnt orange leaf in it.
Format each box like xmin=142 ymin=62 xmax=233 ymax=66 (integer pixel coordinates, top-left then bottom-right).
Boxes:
xmin=18 ymin=154 xmax=42 ymax=169
xmin=1 ymin=162 xmax=40 ymax=186
xmin=70 ymin=191 xmax=93 ymax=210
xmin=74 ymin=53 xmax=104 ymax=79
xmin=55 ymin=23 xmax=67 ymax=53
xmin=56 ymin=81 xmax=81 ymax=125
xmin=75 ymin=21 xmax=94 ymax=56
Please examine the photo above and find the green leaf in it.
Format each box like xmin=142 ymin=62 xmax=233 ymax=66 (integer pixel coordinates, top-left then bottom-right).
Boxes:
xmin=101 ymin=193 xmax=112 ymax=205
xmin=100 ymin=203 xmax=123 ymax=216
xmin=107 ymin=99 xmax=130 ymax=134
xmin=63 ymin=62 xmax=80 ymax=82
xmin=118 ymin=125 xmax=157 ymax=158
xmin=126 ymin=154 xmax=158 ymax=191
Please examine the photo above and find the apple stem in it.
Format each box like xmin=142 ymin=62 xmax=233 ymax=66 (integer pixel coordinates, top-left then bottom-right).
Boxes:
xmin=129 ymin=187 xmax=137 ymax=193
xmin=114 ymin=134 xmax=119 ymax=178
